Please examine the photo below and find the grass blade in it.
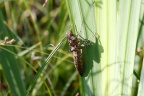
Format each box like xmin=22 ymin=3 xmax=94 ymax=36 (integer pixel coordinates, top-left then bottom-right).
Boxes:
xmin=0 ymin=11 xmax=26 ymax=96
xmin=66 ymin=0 xmax=101 ymax=96
xmin=137 ymin=58 xmax=144 ymax=96
xmin=26 ymin=36 xmax=67 ymax=96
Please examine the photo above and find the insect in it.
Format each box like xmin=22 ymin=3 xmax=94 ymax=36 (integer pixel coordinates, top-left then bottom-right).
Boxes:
xmin=66 ymin=31 xmax=92 ymax=75
xmin=66 ymin=31 xmax=83 ymax=75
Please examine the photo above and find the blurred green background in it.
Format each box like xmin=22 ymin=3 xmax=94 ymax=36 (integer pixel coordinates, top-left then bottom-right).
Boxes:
xmin=0 ymin=0 xmax=79 ymax=96
xmin=1 ymin=0 xmax=144 ymax=96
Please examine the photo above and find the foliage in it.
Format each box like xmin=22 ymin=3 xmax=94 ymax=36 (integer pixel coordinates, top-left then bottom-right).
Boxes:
xmin=0 ymin=0 xmax=78 ymax=96
xmin=0 ymin=0 xmax=144 ymax=96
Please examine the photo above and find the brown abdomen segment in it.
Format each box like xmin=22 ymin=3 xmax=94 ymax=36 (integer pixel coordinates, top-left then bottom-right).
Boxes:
xmin=73 ymin=50 xmax=83 ymax=75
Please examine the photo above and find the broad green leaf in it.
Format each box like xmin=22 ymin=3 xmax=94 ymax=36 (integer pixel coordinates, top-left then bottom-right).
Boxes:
xmin=66 ymin=0 xmax=141 ymax=95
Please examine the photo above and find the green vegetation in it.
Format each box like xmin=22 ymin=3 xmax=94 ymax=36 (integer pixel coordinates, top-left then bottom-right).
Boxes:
xmin=0 ymin=0 xmax=144 ymax=96
xmin=0 ymin=0 xmax=78 ymax=96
